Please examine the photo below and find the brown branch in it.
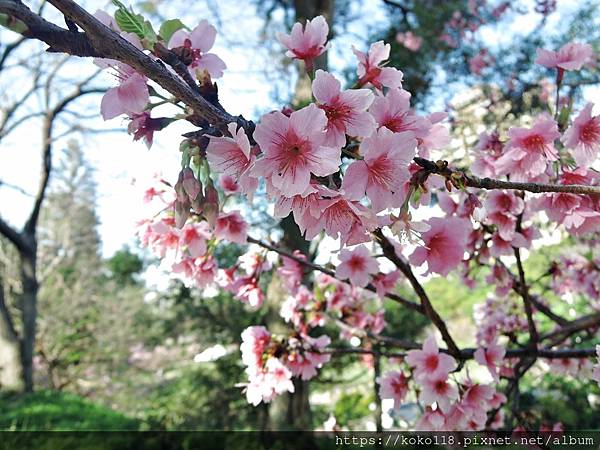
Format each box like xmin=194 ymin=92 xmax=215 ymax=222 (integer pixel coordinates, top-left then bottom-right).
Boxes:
xmin=514 ymin=247 xmax=539 ymax=345
xmin=413 ymin=157 xmax=600 ymax=196
xmin=372 ymin=229 xmax=462 ymax=360
xmin=246 ymin=235 xmax=423 ymax=313
xmin=541 ymin=312 xmax=600 ymax=347
xmin=0 ymin=216 xmax=29 ymax=254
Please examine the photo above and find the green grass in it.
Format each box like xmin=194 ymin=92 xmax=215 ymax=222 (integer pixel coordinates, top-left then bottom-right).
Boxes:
xmin=0 ymin=390 xmax=140 ymax=431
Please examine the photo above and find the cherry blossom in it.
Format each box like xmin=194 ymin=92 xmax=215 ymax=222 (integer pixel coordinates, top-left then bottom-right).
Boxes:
xmin=352 ymin=41 xmax=403 ymax=90
xmin=311 ymin=69 xmax=375 ymax=148
xmin=276 ymin=16 xmax=328 ymax=71
xmin=562 ymin=103 xmax=600 ymax=167
xmin=379 ymin=371 xmax=409 ymax=409
xmin=535 ymin=42 xmax=595 ymax=71
xmin=372 ymin=270 xmax=400 ymax=297
xmin=252 ymin=104 xmax=340 ymax=197
xmin=419 ymin=375 xmax=459 ymax=414
xmin=369 ymin=88 xmax=426 ymax=136
xmin=342 ymin=127 xmax=416 ymax=212
xmin=409 ymin=217 xmax=470 ymax=276
xmin=206 ymin=122 xmax=258 ymax=197
xmin=335 ymin=245 xmax=379 ymax=288
xmin=406 ymin=336 xmax=456 ymax=381
xmin=496 ymin=114 xmax=560 ymax=181
xmin=396 ymin=31 xmax=422 ymax=52
xmin=474 ymin=343 xmax=506 ymax=382
xmin=100 ymin=63 xmax=149 ymax=120
xmin=215 ymin=211 xmax=248 ymax=244
xmin=168 ymin=20 xmax=227 ymax=79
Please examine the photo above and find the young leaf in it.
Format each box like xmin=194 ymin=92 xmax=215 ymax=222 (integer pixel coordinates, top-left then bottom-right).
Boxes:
xmin=159 ymin=19 xmax=187 ymax=43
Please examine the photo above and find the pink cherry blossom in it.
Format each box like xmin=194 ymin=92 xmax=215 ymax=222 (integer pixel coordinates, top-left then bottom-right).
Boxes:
xmin=406 ymin=336 xmax=456 ymax=381
xmin=419 ymin=375 xmax=459 ymax=414
xmin=100 ymin=64 xmax=149 ymax=120
xmin=474 ymin=343 xmax=506 ymax=382
xmin=277 ymin=250 xmax=306 ymax=295
xmin=472 ymin=131 xmax=504 ymax=178
xmin=252 ymin=104 xmax=340 ymax=197
xmin=409 ymin=217 xmax=470 ymax=276
xmin=535 ymin=42 xmax=595 ymax=71
xmin=496 ymin=114 xmax=560 ymax=181
xmin=342 ymin=127 xmax=416 ymax=212
xmin=335 ymin=245 xmax=379 ymax=288
xmin=168 ymin=20 xmax=227 ymax=79
xmin=379 ymin=371 xmax=409 ymax=409
xmin=416 ymin=112 xmax=451 ymax=159
xmin=303 ymin=191 xmax=379 ymax=246
xmin=562 ymin=103 xmax=600 ymax=167
xmin=180 ymin=221 xmax=211 ymax=257
xmin=277 ymin=16 xmax=328 ymax=71
xmin=286 ymin=335 xmax=331 ymax=380
xmin=372 ymin=270 xmax=400 ymax=297
xmin=127 ymin=112 xmax=167 ymax=148
xmin=369 ymin=88 xmax=427 ymax=136
xmin=207 ymin=122 xmax=258 ymax=197
xmin=415 ymin=407 xmax=447 ymax=431
xmin=215 ymin=211 xmax=248 ymax=244
xmin=353 ymin=41 xmax=403 ymax=90
xmin=312 ymin=69 xmax=375 ymax=148
xmin=396 ymin=31 xmax=422 ymax=52
xmin=469 ymin=49 xmax=493 ymax=75
xmin=219 ymin=175 xmax=240 ymax=195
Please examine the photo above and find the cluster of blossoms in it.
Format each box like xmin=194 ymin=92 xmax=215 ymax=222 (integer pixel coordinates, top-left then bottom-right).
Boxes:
xmin=89 ymin=1 xmax=600 ymax=429
xmin=380 ymin=337 xmax=507 ymax=431
xmin=550 ymin=252 xmax=600 ymax=309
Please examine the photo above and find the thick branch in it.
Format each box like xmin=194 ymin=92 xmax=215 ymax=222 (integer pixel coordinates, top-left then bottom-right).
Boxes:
xmin=372 ymin=229 xmax=462 ymax=359
xmin=413 ymin=157 xmax=600 ymax=196
xmin=246 ymin=235 xmax=423 ymax=313
xmin=0 ymin=216 xmax=29 ymax=254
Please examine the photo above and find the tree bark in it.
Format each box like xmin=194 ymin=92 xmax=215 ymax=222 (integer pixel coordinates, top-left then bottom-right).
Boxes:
xmin=18 ymin=247 xmax=37 ymax=393
xmin=0 ymin=282 xmax=23 ymax=391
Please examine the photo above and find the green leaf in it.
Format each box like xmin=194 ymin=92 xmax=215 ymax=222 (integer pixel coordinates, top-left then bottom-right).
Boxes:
xmin=159 ymin=19 xmax=187 ymax=43
xmin=111 ymin=0 xmax=156 ymax=43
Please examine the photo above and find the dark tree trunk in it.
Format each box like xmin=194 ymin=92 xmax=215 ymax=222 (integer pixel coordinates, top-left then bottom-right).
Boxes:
xmin=19 ymin=245 xmax=37 ymax=393
xmin=0 ymin=283 xmax=24 ymax=391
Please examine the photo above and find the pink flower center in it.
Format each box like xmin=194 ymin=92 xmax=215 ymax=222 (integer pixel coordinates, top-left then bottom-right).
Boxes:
xmin=580 ymin=119 xmax=600 ymax=145
xmin=348 ymin=255 xmax=366 ymax=272
xmin=425 ymin=354 xmax=439 ymax=371
xmin=434 ymin=380 xmax=448 ymax=394
xmin=321 ymin=102 xmax=352 ymax=124
xmin=368 ymin=156 xmax=395 ymax=190
xmin=523 ymin=134 xmax=546 ymax=152
xmin=392 ymin=378 xmax=405 ymax=395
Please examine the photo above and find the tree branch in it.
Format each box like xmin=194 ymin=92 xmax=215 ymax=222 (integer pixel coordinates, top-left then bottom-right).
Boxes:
xmin=413 ymin=157 xmax=600 ymax=196
xmin=514 ymin=247 xmax=539 ymax=345
xmin=246 ymin=235 xmax=423 ymax=313
xmin=372 ymin=229 xmax=462 ymax=360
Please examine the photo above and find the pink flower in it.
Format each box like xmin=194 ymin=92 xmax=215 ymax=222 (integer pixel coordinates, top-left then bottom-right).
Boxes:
xmin=372 ymin=270 xmax=400 ymax=297
xmin=472 ymin=131 xmax=504 ymax=178
xmin=278 ymin=251 xmax=306 ymax=295
xmin=469 ymin=49 xmax=493 ymax=75
xmin=180 ymin=221 xmax=211 ymax=257
xmin=168 ymin=20 xmax=226 ymax=79
xmin=369 ymin=88 xmax=426 ymax=135
xmin=396 ymin=31 xmax=422 ymax=51
xmin=406 ymin=336 xmax=456 ymax=381
xmin=562 ymin=103 xmax=600 ymax=167
xmin=232 ymin=276 xmax=264 ymax=308
xmin=219 ymin=175 xmax=240 ymax=195
xmin=303 ymin=191 xmax=379 ymax=246
xmin=335 ymin=245 xmax=379 ymax=287
xmin=535 ymin=42 xmax=595 ymax=71
xmin=419 ymin=375 xmax=459 ymax=414
xmin=215 ymin=211 xmax=248 ymax=244
xmin=312 ymin=70 xmax=375 ymax=148
xmin=484 ymin=191 xmax=524 ymax=240
xmin=277 ymin=16 xmax=328 ymax=71
xmin=474 ymin=343 xmax=506 ymax=382
xmin=409 ymin=217 xmax=470 ymax=276
xmin=127 ymin=112 xmax=167 ymax=148
xmin=100 ymin=64 xmax=149 ymax=120
xmin=379 ymin=371 xmax=409 ymax=409
xmin=496 ymin=114 xmax=560 ymax=181
xmin=353 ymin=41 xmax=403 ymax=90
xmin=207 ymin=122 xmax=258 ymax=197
xmin=252 ymin=104 xmax=340 ymax=197
xmin=415 ymin=407 xmax=447 ymax=431
xmin=342 ymin=127 xmax=416 ymax=212
xmin=287 ymin=335 xmax=331 ymax=380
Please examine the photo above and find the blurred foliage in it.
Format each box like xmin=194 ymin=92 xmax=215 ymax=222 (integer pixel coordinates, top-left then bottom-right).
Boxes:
xmin=0 ymin=390 xmax=139 ymax=430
